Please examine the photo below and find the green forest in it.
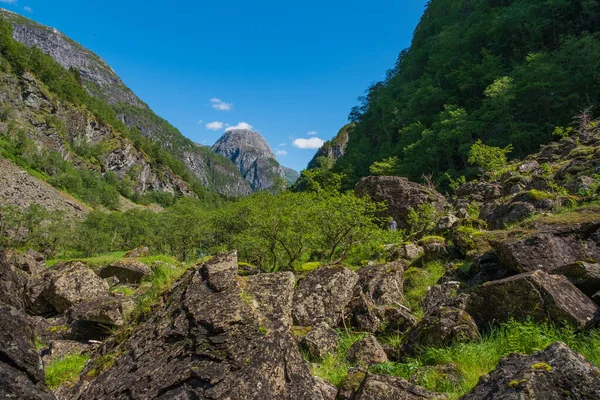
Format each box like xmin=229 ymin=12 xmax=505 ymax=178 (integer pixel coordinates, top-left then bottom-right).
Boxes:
xmin=325 ymin=0 xmax=600 ymax=189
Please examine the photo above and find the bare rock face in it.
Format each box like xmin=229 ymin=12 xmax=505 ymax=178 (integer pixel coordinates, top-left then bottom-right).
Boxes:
xmin=307 ymin=124 xmax=351 ymax=170
xmin=212 ymin=129 xmax=287 ymax=191
xmin=98 ymin=260 xmax=151 ymax=284
xmin=73 ymin=252 xmax=326 ymax=400
xmin=400 ymin=306 xmax=480 ymax=358
xmin=355 ymin=176 xmax=447 ymax=230
xmin=314 ymin=376 xmax=338 ymax=400
xmin=551 ymin=261 xmax=600 ymax=297
xmin=0 ymin=158 xmax=90 ymax=220
xmin=355 ymin=262 xmax=404 ymax=306
xmin=353 ymin=373 xmax=446 ymax=400
xmin=490 ymin=224 xmax=600 ymax=273
xmin=347 ymin=336 xmax=389 ymax=367
xmin=0 ymin=305 xmax=56 ymax=400
xmin=347 ymin=262 xmax=411 ymax=334
xmin=67 ymin=296 xmax=134 ymax=340
xmin=0 ymin=250 xmax=56 ymax=400
xmin=26 ymin=262 xmax=110 ymax=314
xmin=461 ymin=342 xmax=600 ymax=399
xmin=467 ymin=270 xmax=600 ymax=329
xmin=123 ymin=246 xmax=149 ymax=258
xmin=292 ymin=266 xmax=359 ymax=327
xmin=5 ymin=249 xmax=46 ymax=275
xmin=2 ymin=9 xmax=142 ymax=107
xmin=300 ymin=322 xmax=339 ymax=359
xmin=0 ymin=249 xmax=26 ymax=310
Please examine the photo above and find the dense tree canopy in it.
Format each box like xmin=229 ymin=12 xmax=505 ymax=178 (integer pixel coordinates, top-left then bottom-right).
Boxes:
xmin=331 ymin=0 xmax=600 ymax=189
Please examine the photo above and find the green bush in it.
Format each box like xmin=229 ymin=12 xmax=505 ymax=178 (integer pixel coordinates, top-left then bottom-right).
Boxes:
xmin=468 ymin=140 xmax=513 ymax=172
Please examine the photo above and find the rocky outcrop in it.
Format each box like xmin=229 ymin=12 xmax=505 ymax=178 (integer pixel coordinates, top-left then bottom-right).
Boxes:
xmin=123 ymin=246 xmax=149 ymax=258
xmin=0 ymin=250 xmax=56 ymax=399
xmin=467 ymin=270 xmax=600 ymax=329
xmin=1 ymin=10 xmax=254 ymax=198
xmin=292 ymin=265 xmax=359 ymax=327
xmin=347 ymin=336 xmax=388 ymax=366
xmin=351 ymin=373 xmax=446 ymax=400
xmin=67 ymin=296 xmax=134 ymax=339
xmin=355 ymin=176 xmax=447 ymax=230
xmin=490 ymin=223 xmax=600 ymax=274
xmin=26 ymin=262 xmax=109 ymax=314
xmin=401 ymin=306 xmax=480 ymax=358
xmin=300 ymin=322 xmax=339 ymax=359
xmin=307 ymin=124 xmax=352 ymax=170
xmin=461 ymin=342 xmax=600 ymax=399
xmin=1 ymin=9 xmax=142 ymax=107
xmin=5 ymin=249 xmax=46 ymax=275
xmin=72 ymin=252 xmax=326 ymax=399
xmin=347 ymin=262 xmax=411 ymax=333
xmin=212 ymin=129 xmax=287 ymax=191
xmin=98 ymin=259 xmax=151 ymax=284
xmin=0 ymin=304 xmax=57 ymax=400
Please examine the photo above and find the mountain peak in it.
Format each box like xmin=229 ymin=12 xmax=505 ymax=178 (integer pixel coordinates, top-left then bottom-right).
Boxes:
xmin=212 ymin=129 xmax=292 ymax=191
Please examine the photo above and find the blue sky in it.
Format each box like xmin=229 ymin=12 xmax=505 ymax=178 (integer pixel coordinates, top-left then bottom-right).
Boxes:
xmin=1 ymin=0 xmax=428 ymax=172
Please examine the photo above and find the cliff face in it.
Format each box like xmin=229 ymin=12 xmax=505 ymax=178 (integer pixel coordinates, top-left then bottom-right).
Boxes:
xmin=212 ymin=129 xmax=289 ymax=191
xmin=0 ymin=69 xmax=195 ymax=198
xmin=0 ymin=9 xmax=251 ymax=198
xmin=307 ymin=124 xmax=351 ymax=170
xmin=1 ymin=9 xmax=144 ymax=108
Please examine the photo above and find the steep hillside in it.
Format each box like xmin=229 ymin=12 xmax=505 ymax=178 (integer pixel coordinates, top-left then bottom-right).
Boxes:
xmin=307 ymin=124 xmax=351 ymax=170
xmin=0 ymin=9 xmax=251 ymax=197
xmin=212 ymin=129 xmax=292 ymax=191
xmin=0 ymin=157 xmax=90 ymax=219
xmin=315 ymin=0 xmax=600 ymax=189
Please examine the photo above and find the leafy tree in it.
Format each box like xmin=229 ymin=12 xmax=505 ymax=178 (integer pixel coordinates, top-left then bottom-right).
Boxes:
xmin=467 ymin=140 xmax=513 ymax=172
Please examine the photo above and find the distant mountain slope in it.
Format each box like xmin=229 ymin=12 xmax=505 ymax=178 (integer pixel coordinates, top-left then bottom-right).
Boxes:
xmin=282 ymin=167 xmax=300 ymax=185
xmin=212 ymin=129 xmax=290 ymax=191
xmin=0 ymin=157 xmax=90 ymax=219
xmin=0 ymin=9 xmax=143 ymax=108
xmin=0 ymin=8 xmax=251 ymax=197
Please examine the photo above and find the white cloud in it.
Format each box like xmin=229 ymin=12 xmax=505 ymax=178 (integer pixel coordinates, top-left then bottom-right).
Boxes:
xmin=276 ymin=150 xmax=288 ymax=156
xmin=197 ymin=120 xmax=203 ymax=124
xmin=0 ymin=0 xmax=17 ymax=4
xmin=226 ymin=122 xmax=253 ymax=131
xmin=206 ymin=121 xmax=224 ymax=130
xmin=210 ymin=97 xmax=233 ymax=111
xmin=307 ymin=130 xmax=318 ymax=135
xmin=23 ymin=6 xmax=32 ymax=12
xmin=278 ymin=143 xmax=287 ymax=147
xmin=293 ymin=137 xmax=325 ymax=149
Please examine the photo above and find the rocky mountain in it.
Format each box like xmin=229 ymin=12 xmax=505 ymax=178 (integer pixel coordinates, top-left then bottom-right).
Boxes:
xmin=282 ymin=166 xmax=300 ymax=185
xmin=212 ymin=129 xmax=296 ymax=191
xmin=307 ymin=123 xmax=351 ymax=170
xmin=0 ymin=9 xmax=251 ymax=198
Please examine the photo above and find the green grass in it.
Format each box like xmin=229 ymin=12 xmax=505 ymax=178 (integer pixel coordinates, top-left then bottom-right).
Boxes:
xmin=45 ymin=354 xmax=90 ymax=390
xmin=308 ymin=330 xmax=367 ymax=387
xmin=403 ymin=261 xmax=446 ymax=318
xmin=46 ymin=251 xmax=127 ymax=269
xmin=110 ymin=286 xmax=136 ymax=296
xmin=129 ymin=260 xmax=197 ymax=322
xmin=369 ymin=320 xmax=600 ymax=399
xmin=295 ymin=261 xmax=323 ymax=274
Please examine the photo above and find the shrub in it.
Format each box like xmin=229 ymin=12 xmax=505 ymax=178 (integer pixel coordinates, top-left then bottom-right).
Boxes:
xmin=468 ymin=140 xmax=513 ymax=172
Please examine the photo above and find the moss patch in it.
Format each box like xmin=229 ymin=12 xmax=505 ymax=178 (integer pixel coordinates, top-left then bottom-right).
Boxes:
xmin=45 ymin=353 xmax=89 ymax=390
